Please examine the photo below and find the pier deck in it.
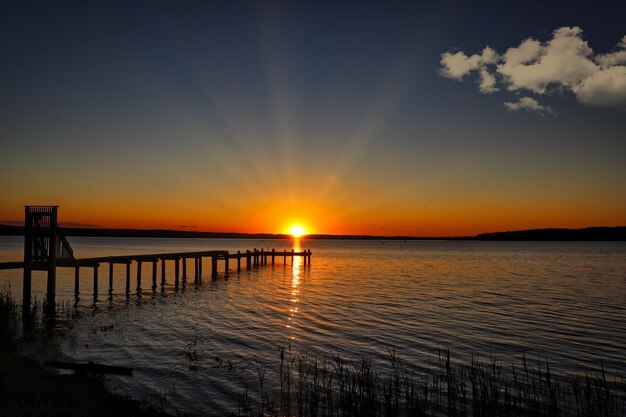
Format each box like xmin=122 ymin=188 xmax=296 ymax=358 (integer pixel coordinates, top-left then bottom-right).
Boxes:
xmin=3 ymin=205 xmax=311 ymax=307
xmin=1 ymin=247 xmax=311 ymax=302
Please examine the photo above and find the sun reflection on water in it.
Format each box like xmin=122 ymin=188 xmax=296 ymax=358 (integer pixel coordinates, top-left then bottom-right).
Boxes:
xmin=286 ymin=239 xmax=302 ymax=338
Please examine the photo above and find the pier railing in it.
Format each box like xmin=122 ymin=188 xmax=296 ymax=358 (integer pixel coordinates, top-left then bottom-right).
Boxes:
xmin=57 ymin=235 xmax=75 ymax=261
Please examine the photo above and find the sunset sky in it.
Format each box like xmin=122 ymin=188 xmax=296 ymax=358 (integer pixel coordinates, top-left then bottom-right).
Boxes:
xmin=1 ymin=1 xmax=625 ymax=236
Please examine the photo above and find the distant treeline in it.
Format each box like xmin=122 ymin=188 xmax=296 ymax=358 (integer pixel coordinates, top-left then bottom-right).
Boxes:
xmin=0 ymin=225 xmax=287 ymax=240
xmin=0 ymin=225 xmax=446 ymax=240
xmin=0 ymin=225 xmax=624 ymax=241
xmin=476 ymin=226 xmax=626 ymax=241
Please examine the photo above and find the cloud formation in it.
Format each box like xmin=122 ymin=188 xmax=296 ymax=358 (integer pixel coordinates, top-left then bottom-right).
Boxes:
xmin=504 ymin=97 xmax=555 ymax=115
xmin=440 ymin=27 xmax=626 ymax=114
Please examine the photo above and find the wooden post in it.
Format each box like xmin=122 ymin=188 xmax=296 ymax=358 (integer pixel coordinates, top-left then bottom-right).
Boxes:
xmin=272 ymin=249 xmax=275 ymax=265
xmin=237 ymin=251 xmax=241 ymax=272
xmin=22 ymin=207 xmax=32 ymax=308
xmin=125 ymin=262 xmax=131 ymax=293
xmin=246 ymin=250 xmax=251 ymax=269
xmin=161 ymin=259 xmax=166 ymax=286
xmin=182 ymin=258 xmax=187 ymax=280
xmin=211 ymin=256 xmax=217 ymax=278
xmin=193 ymin=257 xmax=198 ymax=281
xmin=108 ymin=263 xmax=114 ymax=292
xmin=74 ymin=266 xmax=80 ymax=296
xmin=199 ymin=257 xmax=203 ymax=280
xmin=291 ymin=249 xmax=294 ymax=266
xmin=283 ymin=250 xmax=287 ymax=265
xmin=224 ymin=254 xmax=229 ymax=276
xmin=175 ymin=258 xmax=180 ymax=286
xmin=47 ymin=207 xmax=58 ymax=303
xmin=136 ymin=261 xmax=142 ymax=291
xmin=152 ymin=260 xmax=157 ymax=290
xmin=93 ymin=264 xmax=99 ymax=298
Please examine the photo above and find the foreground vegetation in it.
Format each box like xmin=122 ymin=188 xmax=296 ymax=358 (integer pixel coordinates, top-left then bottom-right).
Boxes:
xmin=238 ymin=345 xmax=626 ymax=417
xmin=3 ymin=285 xmax=625 ymax=416
xmin=0 ymin=286 xmax=172 ymax=417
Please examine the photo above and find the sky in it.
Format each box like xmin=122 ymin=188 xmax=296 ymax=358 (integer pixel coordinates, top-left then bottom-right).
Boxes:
xmin=1 ymin=1 xmax=625 ymax=236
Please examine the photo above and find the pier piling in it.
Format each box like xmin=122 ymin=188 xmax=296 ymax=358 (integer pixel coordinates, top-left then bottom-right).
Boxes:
xmin=74 ymin=266 xmax=80 ymax=296
xmin=93 ymin=264 xmax=99 ymax=298
xmin=108 ymin=263 xmax=114 ymax=293
xmin=211 ymin=256 xmax=217 ymax=278
xmin=137 ymin=261 xmax=142 ymax=291
xmin=125 ymin=262 xmax=131 ymax=293
xmin=175 ymin=258 xmax=180 ymax=286
xmin=152 ymin=260 xmax=157 ymax=290
xmin=5 ymin=205 xmax=312 ymax=303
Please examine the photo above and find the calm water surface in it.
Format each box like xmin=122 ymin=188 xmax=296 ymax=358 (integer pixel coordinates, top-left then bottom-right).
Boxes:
xmin=1 ymin=237 xmax=625 ymax=415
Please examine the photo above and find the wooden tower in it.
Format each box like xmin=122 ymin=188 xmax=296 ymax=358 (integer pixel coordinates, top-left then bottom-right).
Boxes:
xmin=23 ymin=206 xmax=74 ymax=307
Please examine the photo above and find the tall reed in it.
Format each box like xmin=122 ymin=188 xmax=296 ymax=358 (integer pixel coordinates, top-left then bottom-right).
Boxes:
xmin=238 ymin=345 xmax=626 ymax=417
xmin=0 ymin=285 xmax=17 ymax=343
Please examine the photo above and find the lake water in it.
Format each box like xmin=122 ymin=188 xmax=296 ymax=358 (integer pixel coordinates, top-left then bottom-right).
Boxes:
xmin=1 ymin=237 xmax=625 ymax=415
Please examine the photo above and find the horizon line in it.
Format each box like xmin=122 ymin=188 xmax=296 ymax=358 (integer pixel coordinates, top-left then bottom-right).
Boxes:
xmin=1 ymin=223 xmax=625 ymax=240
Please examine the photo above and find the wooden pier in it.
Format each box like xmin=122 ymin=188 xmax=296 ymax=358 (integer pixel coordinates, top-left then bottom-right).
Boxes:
xmin=0 ymin=206 xmax=311 ymax=308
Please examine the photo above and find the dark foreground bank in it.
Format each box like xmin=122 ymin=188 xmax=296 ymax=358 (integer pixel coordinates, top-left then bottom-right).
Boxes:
xmin=0 ymin=288 xmax=173 ymax=417
xmin=2 ymin=286 xmax=625 ymax=417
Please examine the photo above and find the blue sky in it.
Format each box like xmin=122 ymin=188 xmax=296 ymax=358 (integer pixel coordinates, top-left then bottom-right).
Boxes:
xmin=1 ymin=1 xmax=625 ymax=235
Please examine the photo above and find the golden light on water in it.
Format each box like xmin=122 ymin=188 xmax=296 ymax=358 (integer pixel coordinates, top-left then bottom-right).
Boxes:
xmin=286 ymin=239 xmax=302 ymax=339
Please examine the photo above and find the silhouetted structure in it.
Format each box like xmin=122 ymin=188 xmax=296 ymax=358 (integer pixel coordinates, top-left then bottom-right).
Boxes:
xmin=22 ymin=206 xmax=75 ymax=308
xmin=1 ymin=206 xmax=311 ymax=305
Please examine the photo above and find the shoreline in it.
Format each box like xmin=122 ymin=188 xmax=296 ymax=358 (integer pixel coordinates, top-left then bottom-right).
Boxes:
xmin=1 ymin=225 xmax=625 ymax=241
xmin=0 ymin=288 xmax=176 ymax=417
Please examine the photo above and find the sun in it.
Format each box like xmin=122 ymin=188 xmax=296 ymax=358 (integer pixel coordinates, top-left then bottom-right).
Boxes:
xmin=288 ymin=224 xmax=307 ymax=238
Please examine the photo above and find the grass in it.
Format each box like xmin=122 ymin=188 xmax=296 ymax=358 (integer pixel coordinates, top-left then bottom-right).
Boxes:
xmin=237 ymin=344 xmax=626 ymax=417
xmin=0 ymin=285 xmax=174 ymax=417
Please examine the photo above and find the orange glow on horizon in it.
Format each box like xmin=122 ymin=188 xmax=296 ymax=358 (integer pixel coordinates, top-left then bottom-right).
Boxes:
xmin=0 ymin=193 xmax=624 ymax=238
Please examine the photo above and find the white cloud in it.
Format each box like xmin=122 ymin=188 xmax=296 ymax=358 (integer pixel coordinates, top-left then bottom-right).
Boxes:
xmin=439 ymin=47 xmax=499 ymax=80
xmin=573 ymin=66 xmax=626 ymax=109
xmin=497 ymin=26 xmax=597 ymax=94
xmin=504 ymin=97 xmax=555 ymax=115
xmin=502 ymin=38 xmax=542 ymax=67
xmin=478 ymin=68 xmax=499 ymax=93
xmin=439 ymin=27 xmax=626 ymax=113
xmin=596 ymin=36 xmax=626 ymax=67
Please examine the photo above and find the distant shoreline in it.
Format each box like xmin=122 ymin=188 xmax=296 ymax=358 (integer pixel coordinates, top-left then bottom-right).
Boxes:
xmin=0 ymin=225 xmax=624 ymax=241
